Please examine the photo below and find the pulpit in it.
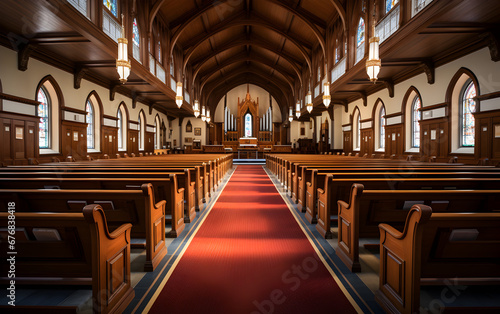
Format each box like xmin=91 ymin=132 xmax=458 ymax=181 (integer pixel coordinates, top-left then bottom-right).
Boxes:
xmin=238 ymin=137 xmax=258 ymax=159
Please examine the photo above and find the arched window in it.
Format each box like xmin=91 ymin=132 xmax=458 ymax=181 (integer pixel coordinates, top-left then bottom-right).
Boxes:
xmin=37 ymin=87 xmax=50 ymax=149
xmin=157 ymin=40 xmax=161 ymax=63
xmin=386 ymin=0 xmax=399 ymax=14
xmin=155 ymin=115 xmax=161 ymax=149
xmin=86 ymin=100 xmax=94 ymax=149
xmin=117 ymin=104 xmax=127 ymax=151
xmin=244 ymin=113 xmax=252 ymax=137
xmin=357 ymin=114 xmax=361 ymax=150
xmin=356 ymin=18 xmax=365 ymax=64
xmin=117 ymin=110 xmax=123 ymax=149
xmin=460 ymin=79 xmax=476 ymax=147
xmin=379 ymin=106 xmax=386 ymax=149
xmin=103 ymin=0 xmax=117 ymax=17
xmin=411 ymin=96 xmax=421 ymax=148
xmin=138 ymin=111 xmax=145 ymax=151
xmin=335 ymin=39 xmax=340 ymax=63
xmin=132 ymin=18 xmax=140 ymax=62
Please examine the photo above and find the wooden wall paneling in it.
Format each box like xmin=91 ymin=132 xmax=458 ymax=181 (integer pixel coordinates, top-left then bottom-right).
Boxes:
xmin=420 ymin=117 xmax=448 ymax=159
xmin=343 ymin=130 xmax=352 ymax=154
xmin=128 ymin=129 xmax=139 ymax=155
xmin=61 ymin=121 xmax=87 ymax=160
xmin=145 ymin=131 xmax=155 ymax=153
xmin=102 ymin=126 xmax=118 ymax=157
xmin=25 ymin=120 xmax=36 ymax=160
xmin=474 ymin=110 xmax=500 ymax=163
xmin=360 ymin=129 xmax=373 ymax=156
xmin=385 ymin=124 xmax=403 ymax=157
xmin=1 ymin=117 xmax=12 ymax=165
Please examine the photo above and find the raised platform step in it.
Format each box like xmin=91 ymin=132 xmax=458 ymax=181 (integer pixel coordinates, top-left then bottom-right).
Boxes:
xmin=233 ymin=158 xmax=266 ymax=165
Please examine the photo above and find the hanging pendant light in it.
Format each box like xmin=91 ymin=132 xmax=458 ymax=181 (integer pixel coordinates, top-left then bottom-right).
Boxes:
xmin=366 ymin=4 xmax=381 ymax=83
xmin=116 ymin=14 xmax=131 ymax=84
xmin=289 ymin=107 xmax=293 ymax=123
xmin=295 ymin=100 xmax=301 ymax=118
xmin=323 ymin=82 xmax=331 ymax=108
xmin=201 ymin=105 xmax=206 ymax=122
xmin=206 ymin=109 xmax=211 ymax=123
xmin=306 ymin=91 xmax=313 ymax=113
xmin=193 ymin=100 xmax=200 ymax=117
xmin=176 ymin=82 xmax=183 ymax=108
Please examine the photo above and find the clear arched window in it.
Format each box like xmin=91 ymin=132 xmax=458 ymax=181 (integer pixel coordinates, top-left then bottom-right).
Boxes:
xmin=103 ymin=0 xmax=117 ymax=17
xmin=244 ymin=113 xmax=252 ymax=137
xmin=117 ymin=109 xmax=123 ymax=149
xmin=37 ymin=87 xmax=50 ymax=149
xmin=132 ymin=18 xmax=140 ymax=61
xmin=155 ymin=116 xmax=161 ymax=149
xmin=139 ymin=112 xmax=145 ymax=151
xmin=460 ymin=79 xmax=476 ymax=147
xmin=411 ymin=96 xmax=421 ymax=148
xmin=356 ymin=114 xmax=361 ymax=149
xmin=379 ymin=106 xmax=386 ymax=149
xmin=386 ymin=0 xmax=399 ymax=14
xmin=86 ymin=100 xmax=94 ymax=149
xmin=356 ymin=18 xmax=365 ymax=63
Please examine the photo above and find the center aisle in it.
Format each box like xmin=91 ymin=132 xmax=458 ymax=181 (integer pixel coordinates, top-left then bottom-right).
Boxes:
xmin=147 ymin=165 xmax=359 ymax=313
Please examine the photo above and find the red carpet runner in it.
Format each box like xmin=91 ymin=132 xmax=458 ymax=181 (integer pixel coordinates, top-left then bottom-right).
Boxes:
xmin=148 ymin=165 xmax=357 ymax=314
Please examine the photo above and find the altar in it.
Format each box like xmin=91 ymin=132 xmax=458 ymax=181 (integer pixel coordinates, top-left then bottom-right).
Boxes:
xmin=237 ymin=137 xmax=258 ymax=159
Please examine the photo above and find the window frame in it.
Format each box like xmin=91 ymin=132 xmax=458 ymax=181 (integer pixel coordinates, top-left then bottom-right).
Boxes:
xmin=37 ymin=86 xmax=51 ymax=150
xmin=411 ymin=95 xmax=421 ymax=148
xmin=86 ymin=100 xmax=95 ymax=149
xmin=459 ymin=79 xmax=476 ymax=147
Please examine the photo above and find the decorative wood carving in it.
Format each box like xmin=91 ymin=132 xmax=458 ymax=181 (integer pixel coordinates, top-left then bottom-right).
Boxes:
xmin=420 ymin=59 xmax=435 ymax=84
xmin=110 ymin=83 xmax=119 ymax=101
xmin=74 ymin=66 xmax=88 ymax=89
xmin=383 ymin=80 xmax=395 ymax=98
xmin=18 ymin=43 xmax=34 ymax=72
xmin=236 ymin=88 xmax=260 ymax=138
xmin=480 ymin=31 xmax=500 ymax=62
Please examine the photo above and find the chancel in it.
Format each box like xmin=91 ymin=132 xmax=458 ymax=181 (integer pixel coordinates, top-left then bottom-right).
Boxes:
xmin=1 ymin=1 xmax=500 ymax=313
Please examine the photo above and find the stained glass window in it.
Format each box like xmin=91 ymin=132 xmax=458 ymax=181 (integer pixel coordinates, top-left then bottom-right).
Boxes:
xmin=37 ymin=87 xmax=50 ymax=149
xmin=103 ymin=0 xmax=117 ymax=17
xmin=132 ymin=18 xmax=140 ymax=47
xmin=117 ymin=109 xmax=123 ymax=149
xmin=380 ymin=106 xmax=386 ymax=149
xmin=244 ymin=113 xmax=252 ymax=137
xmin=335 ymin=39 xmax=340 ymax=63
xmin=86 ymin=100 xmax=94 ymax=149
xmin=412 ymin=96 xmax=421 ymax=148
xmin=386 ymin=0 xmax=399 ymax=14
xmin=357 ymin=18 xmax=365 ymax=47
xmin=356 ymin=114 xmax=361 ymax=149
xmin=461 ymin=80 xmax=476 ymax=147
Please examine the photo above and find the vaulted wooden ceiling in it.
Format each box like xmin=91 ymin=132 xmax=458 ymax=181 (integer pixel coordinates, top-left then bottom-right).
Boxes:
xmin=0 ymin=0 xmax=499 ymax=120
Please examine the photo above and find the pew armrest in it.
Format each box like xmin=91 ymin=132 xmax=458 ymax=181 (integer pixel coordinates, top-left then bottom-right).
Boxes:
xmin=154 ymin=199 xmax=167 ymax=211
xmin=337 ymin=200 xmax=349 ymax=210
xmin=178 ymin=187 xmax=185 ymax=195
xmin=317 ymin=188 xmax=325 ymax=195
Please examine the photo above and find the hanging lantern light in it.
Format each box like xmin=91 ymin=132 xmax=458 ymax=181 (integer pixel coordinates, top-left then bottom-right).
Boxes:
xmin=116 ymin=14 xmax=131 ymax=84
xmin=366 ymin=4 xmax=381 ymax=83
xmin=193 ymin=100 xmax=200 ymax=118
xmin=201 ymin=105 xmax=206 ymax=122
xmin=295 ymin=100 xmax=301 ymax=118
xmin=289 ymin=107 xmax=293 ymax=123
xmin=176 ymin=82 xmax=183 ymax=108
xmin=306 ymin=91 xmax=313 ymax=113
xmin=206 ymin=109 xmax=211 ymax=123
xmin=323 ymin=82 xmax=331 ymax=108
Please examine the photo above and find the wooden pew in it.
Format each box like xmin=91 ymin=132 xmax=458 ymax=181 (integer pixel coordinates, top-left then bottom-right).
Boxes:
xmin=4 ymin=164 xmax=207 ymax=210
xmin=0 ymin=204 xmax=135 ymax=313
xmin=334 ymin=184 xmax=500 ymax=272
xmin=315 ymin=175 xmax=500 ymax=235
xmin=376 ymin=205 xmax=500 ymax=314
xmin=0 ymin=184 xmax=172 ymax=271
xmin=0 ymin=175 xmax=187 ymax=234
